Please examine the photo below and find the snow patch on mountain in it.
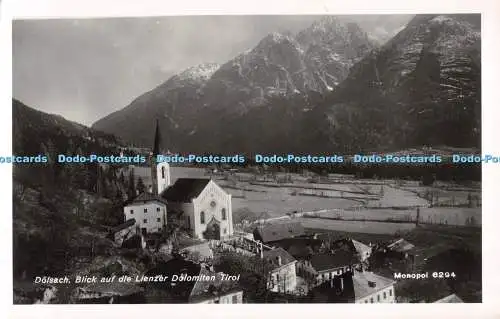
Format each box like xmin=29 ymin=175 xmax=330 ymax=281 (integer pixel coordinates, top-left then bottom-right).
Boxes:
xmin=177 ymin=63 xmax=220 ymax=82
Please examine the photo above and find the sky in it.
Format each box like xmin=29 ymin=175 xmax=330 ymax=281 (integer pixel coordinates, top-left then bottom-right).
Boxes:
xmin=12 ymin=15 xmax=412 ymax=126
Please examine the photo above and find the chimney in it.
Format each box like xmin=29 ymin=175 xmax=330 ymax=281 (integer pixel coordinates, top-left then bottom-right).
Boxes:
xmin=277 ymin=256 xmax=282 ymax=266
xmin=260 ymin=242 xmax=263 ymax=259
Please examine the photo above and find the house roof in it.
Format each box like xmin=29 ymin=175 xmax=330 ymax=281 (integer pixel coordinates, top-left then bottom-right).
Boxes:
xmin=130 ymin=192 xmax=168 ymax=205
xmin=273 ymin=237 xmax=322 ymax=259
xmin=434 ymin=293 xmax=464 ymax=303
xmin=161 ymin=178 xmax=211 ymax=203
xmin=263 ymin=247 xmax=297 ymax=270
xmin=110 ymin=219 xmax=136 ymax=234
xmin=310 ymin=251 xmax=358 ymax=272
xmin=254 ymin=222 xmax=305 ymax=243
xmin=189 ymin=268 xmax=242 ymax=303
xmin=352 ymin=271 xmax=395 ymax=300
xmin=387 ymin=238 xmax=415 ymax=253
xmin=352 ymin=240 xmax=372 ymax=255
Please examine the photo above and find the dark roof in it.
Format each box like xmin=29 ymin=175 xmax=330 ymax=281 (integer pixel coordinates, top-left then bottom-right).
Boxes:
xmin=310 ymin=251 xmax=358 ymax=272
xmin=130 ymin=192 xmax=168 ymax=205
xmin=110 ymin=219 xmax=136 ymax=234
xmin=254 ymin=222 xmax=305 ymax=243
xmin=143 ymin=258 xmax=201 ymax=302
xmin=263 ymin=247 xmax=297 ymax=270
xmin=161 ymin=178 xmax=211 ymax=203
xmin=311 ymin=272 xmax=356 ymax=303
xmin=273 ymin=237 xmax=322 ymax=259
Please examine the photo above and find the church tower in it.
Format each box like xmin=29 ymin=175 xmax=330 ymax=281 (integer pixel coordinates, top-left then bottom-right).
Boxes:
xmin=151 ymin=119 xmax=171 ymax=195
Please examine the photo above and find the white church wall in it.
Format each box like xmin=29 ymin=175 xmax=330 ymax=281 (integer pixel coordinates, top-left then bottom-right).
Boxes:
xmin=192 ymin=180 xmax=233 ymax=240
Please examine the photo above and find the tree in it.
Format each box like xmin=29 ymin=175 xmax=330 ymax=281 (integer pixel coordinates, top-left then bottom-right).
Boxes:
xmin=137 ymin=177 xmax=145 ymax=194
xmin=127 ymin=171 xmax=136 ymax=199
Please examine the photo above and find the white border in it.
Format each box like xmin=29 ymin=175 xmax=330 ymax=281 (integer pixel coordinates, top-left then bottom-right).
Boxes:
xmin=2 ymin=0 xmax=500 ymax=318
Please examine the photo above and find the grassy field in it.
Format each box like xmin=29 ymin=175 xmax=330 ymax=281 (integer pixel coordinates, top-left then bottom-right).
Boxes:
xmin=298 ymin=218 xmax=416 ymax=234
xmin=169 ymin=167 xmax=481 ymax=231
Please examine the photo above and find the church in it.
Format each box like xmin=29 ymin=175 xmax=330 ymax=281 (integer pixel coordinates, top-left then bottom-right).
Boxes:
xmin=121 ymin=120 xmax=234 ymax=240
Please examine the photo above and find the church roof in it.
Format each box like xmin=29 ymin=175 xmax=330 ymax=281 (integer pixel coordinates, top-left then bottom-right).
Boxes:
xmin=161 ymin=178 xmax=211 ymax=203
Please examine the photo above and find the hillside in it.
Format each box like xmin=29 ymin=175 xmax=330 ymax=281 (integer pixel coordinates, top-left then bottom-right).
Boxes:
xmin=12 ymin=99 xmax=133 ymax=288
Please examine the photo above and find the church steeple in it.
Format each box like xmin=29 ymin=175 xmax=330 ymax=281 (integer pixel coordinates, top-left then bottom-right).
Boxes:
xmin=153 ymin=119 xmax=162 ymax=156
xmin=151 ymin=119 xmax=162 ymax=195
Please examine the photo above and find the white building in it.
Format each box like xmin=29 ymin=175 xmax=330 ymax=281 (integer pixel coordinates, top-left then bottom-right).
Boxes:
xmin=123 ymin=193 xmax=168 ymax=234
xmin=263 ymin=248 xmax=297 ymax=293
xmin=161 ymin=178 xmax=233 ymax=240
xmin=353 ymin=271 xmax=395 ymax=303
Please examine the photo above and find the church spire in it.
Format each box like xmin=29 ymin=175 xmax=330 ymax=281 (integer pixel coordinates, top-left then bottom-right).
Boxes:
xmin=150 ymin=119 xmax=162 ymax=195
xmin=152 ymin=119 xmax=162 ymax=155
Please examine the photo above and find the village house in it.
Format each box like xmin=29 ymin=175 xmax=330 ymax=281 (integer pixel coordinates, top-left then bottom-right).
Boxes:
xmin=386 ymin=238 xmax=417 ymax=269
xmin=352 ymin=271 xmax=396 ymax=303
xmin=311 ymin=270 xmax=395 ymax=303
xmin=253 ymin=222 xmax=305 ymax=244
xmin=263 ymin=247 xmax=298 ymax=293
xmin=123 ymin=193 xmax=168 ymax=235
xmin=161 ymin=178 xmax=234 ymax=240
xmin=297 ymin=250 xmax=359 ymax=287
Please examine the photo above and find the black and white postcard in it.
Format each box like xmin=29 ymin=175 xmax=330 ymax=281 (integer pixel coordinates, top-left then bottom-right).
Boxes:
xmin=3 ymin=0 xmax=500 ymax=318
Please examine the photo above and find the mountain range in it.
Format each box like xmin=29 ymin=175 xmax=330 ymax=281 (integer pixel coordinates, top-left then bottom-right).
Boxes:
xmin=88 ymin=14 xmax=480 ymax=155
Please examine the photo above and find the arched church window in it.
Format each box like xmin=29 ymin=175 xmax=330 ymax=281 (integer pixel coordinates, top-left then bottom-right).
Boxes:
xmin=161 ymin=166 xmax=165 ymax=179
xmin=222 ymin=208 xmax=226 ymax=220
xmin=200 ymin=211 xmax=205 ymax=224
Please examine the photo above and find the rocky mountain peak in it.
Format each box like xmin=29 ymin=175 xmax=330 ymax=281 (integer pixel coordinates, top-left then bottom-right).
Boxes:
xmin=177 ymin=63 xmax=220 ymax=82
